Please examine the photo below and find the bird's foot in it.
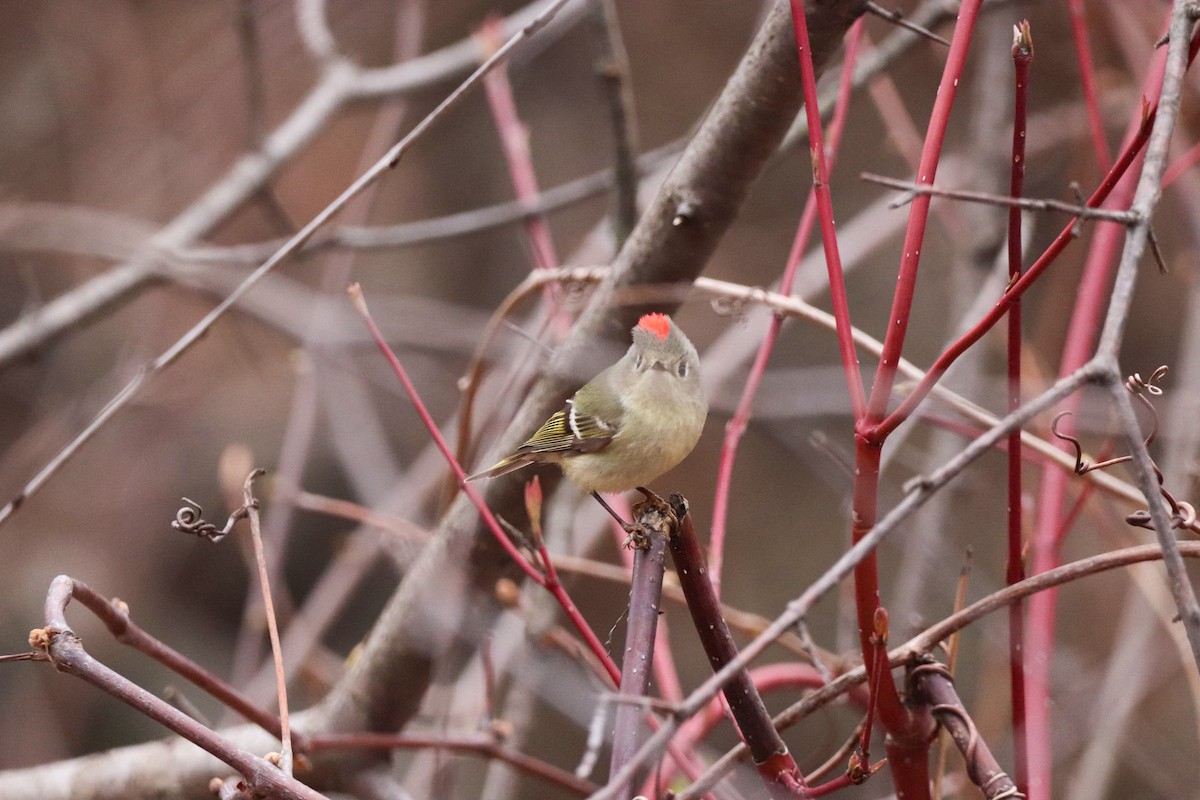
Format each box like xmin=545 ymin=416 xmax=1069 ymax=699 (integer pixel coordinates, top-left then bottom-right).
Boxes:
xmin=620 ymin=522 xmax=651 ymax=551
xmin=625 ymin=487 xmax=676 ymax=550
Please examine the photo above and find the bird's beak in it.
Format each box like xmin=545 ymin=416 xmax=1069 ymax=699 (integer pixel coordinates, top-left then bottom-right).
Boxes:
xmin=649 ymin=361 xmax=670 ymax=372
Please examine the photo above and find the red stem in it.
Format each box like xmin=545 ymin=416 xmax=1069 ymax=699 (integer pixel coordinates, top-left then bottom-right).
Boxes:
xmin=872 ymin=110 xmax=1154 ymax=442
xmin=1024 ymin=26 xmax=1191 ymax=798
xmin=350 ymin=285 xmax=621 ymax=686
xmin=787 ymin=3 xmax=867 ymax=421
xmin=875 ymin=26 xmax=1200 ymax=442
xmin=479 ymin=18 xmax=560 ymax=275
xmin=840 ymin=1 xmax=988 ymax=782
xmin=1006 ymin=22 xmax=1032 ymax=796
xmin=1068 ymin=0 xmax=1112 ymax=172
xmin=849 ymin=439 xmax=907 ymax=733
xmin=710 ymin=17 xmax=864 ymax=598
xmin=861 ymin=0 xmax=983 ymax=426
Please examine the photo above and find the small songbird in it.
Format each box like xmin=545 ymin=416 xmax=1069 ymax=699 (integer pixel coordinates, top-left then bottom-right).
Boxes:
xmin=469 ymin=313 xmax=707 ymax=530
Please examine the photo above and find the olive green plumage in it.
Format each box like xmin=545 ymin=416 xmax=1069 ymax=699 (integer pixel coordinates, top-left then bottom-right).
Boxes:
xmin=469 ymin=313 xmax=706 ymax=494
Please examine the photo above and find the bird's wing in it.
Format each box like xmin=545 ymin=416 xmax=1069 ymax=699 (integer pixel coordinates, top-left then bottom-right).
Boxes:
xmin=516 ymin=400 xmax=616 ymax=456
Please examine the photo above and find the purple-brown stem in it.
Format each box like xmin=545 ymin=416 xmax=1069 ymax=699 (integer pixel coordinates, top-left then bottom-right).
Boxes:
xmin=608 ymin=497 xmax=672 ymax=798
xmin=908 ymin=659 xmax=1022 ymax=799
xmin=666 ymin=495 xmax=808 ymax=798
xmin=1006 ymin=20 xmax=1032 ymax=796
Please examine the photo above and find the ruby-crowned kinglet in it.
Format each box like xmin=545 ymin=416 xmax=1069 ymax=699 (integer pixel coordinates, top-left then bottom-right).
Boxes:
xmin=469 ymin=313 xmax=706 ymax=526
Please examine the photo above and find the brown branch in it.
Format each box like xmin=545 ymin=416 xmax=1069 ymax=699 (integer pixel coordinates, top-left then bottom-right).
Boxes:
xmin=908 ymin=661 xmax=1022 ymax=799
xmin=0 ymin=0 xmax=580 ymax=531
xmin=590 ymin=0 xmax=642 ymax=243
xmin=32 ymin=576 xmax=325 ymax=800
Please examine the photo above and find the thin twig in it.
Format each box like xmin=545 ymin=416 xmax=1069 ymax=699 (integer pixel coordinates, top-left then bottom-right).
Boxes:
xmin=0 ymin=0 xmax=589 ymax=369
xmin=0 ymin=0 xmax=578 ymax=531
xmin=1091 ymin=0 xmax=1200 ymax=673
xmin=864 ymin=1 xmax=951 ymax=46
xmin=241 ymin=469 xmax=292 ymax=776
xmin=33 ymin=577 xmax=326 ymax=800
xmin=861 ymin=172 xmax=1140 ymax=223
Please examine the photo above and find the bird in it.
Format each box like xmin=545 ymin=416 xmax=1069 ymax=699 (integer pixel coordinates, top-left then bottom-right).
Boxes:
xmin=469 ymin=313 xmax=707 ymax=532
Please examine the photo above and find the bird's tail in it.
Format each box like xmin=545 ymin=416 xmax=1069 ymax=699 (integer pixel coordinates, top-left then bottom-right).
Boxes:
xmin=465 ymin=454 xmax=531 ymax=482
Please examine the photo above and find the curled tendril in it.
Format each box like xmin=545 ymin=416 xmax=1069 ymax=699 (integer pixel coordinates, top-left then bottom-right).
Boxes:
xmin=1126 ymin=365 xmax=1168 ymax=446
xmin=1125 ymin=365 xmax=1169 ymax=396
xmin=171 ymin=498 xmax=255 ymax=543
xmin=1050 ymin=411 xmax=1130 ymax=475
xmin=1053 ymin=366 xmax=1196 ymax=532
xmin=1051 ymin=366 xmax=1170 ymax=476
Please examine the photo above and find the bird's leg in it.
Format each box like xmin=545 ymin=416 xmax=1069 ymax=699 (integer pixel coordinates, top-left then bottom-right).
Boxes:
xmin=590 ymin=492 xmax=649 ymax=550
xmin=591 ymin=491 xmax=636 ymax=530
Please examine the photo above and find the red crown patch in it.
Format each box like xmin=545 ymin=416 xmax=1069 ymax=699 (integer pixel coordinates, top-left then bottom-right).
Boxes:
xmin=636 ymin=313 xmax=671 ymax=341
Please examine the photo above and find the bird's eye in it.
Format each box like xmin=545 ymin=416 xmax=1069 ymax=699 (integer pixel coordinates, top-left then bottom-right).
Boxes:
xmin=676 ymin=361 xmax=688 ymax=378
xmin=635 ymin=355 xmax=644 ymax=370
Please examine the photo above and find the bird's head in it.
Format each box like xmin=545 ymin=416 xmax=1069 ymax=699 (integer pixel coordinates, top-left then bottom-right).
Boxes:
xmin=629 ymin=313 xmax=701 ymax=387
